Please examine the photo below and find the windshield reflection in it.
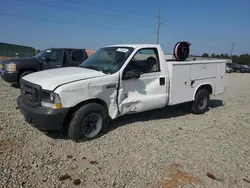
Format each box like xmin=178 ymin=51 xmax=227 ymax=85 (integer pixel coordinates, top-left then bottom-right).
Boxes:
xmin=79 ymin=47 xmax=134 ymax=74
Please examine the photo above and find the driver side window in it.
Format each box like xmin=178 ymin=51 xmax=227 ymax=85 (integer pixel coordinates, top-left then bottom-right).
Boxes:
xmin=47 ymin=51 xmax=57 ymax=62
xmin=124 ymin=48 xmax=160 ymax=74
xmin=46 ymin=50 xmax=63 ymax=67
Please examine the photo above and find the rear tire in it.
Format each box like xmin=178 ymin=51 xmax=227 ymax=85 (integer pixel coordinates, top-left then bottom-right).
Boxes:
xmin=190 ymin=89 xmax=210 ymax=114
xmin=67 ymin=103 xmax=109 ymax=141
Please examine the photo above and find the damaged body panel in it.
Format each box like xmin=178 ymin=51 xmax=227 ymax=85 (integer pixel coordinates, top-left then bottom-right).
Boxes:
xmin=118 ymin=72 xmax=168 ymax=115
xmin=55 ymin=73 xmax=120 ymax=119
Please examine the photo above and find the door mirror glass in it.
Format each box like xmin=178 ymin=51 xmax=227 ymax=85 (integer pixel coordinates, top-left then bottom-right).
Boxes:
xmin=42 ymin=57 xmax=49 ymax=64
xmin=123 ymin=69 xmax=141 ymax=80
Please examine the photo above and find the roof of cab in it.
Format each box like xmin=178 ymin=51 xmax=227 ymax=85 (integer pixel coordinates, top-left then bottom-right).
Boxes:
xmin=104 ymin=44 xmax=161 ymax=48
xmin=50 ymin=48 xmax=86 ymax=50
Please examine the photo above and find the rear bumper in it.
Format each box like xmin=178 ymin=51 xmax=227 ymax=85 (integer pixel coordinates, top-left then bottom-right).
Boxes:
xmin=17 ymin=95 xmax=69 ymax=131
xmin=0 ymin=70 xmax=18 ymax=83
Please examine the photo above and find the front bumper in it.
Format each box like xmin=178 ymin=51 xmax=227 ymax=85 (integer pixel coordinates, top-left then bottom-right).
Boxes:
xmin=0 ymin=70 xmax=18 ymax=83
xmin=17 ymin=95 xmax=69 ymax=131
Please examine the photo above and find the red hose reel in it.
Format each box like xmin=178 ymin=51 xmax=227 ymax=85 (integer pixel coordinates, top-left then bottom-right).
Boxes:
xmin=173 ymin=41 xmax=191 ymax=61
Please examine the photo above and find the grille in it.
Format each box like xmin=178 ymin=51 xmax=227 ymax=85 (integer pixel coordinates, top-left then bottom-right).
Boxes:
xmin=20 ymin=79 xmax=42 ymax=107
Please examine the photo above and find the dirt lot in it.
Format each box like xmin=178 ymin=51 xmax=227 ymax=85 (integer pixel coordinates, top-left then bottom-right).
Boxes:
xmin=0 ymin=73 xmax=250 ymax=188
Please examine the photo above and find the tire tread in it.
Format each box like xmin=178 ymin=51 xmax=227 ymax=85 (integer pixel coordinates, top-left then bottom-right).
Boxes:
xmin=67 ymin=103 xmax=108 ymax=141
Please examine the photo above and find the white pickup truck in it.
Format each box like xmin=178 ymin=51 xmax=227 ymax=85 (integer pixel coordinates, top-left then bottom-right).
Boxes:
xmin=17 ymin=44 xmax=227 ymax=141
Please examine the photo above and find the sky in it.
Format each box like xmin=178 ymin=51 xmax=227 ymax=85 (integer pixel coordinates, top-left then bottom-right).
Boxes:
xmin=0 ymin=0 xmax=249 ymax=55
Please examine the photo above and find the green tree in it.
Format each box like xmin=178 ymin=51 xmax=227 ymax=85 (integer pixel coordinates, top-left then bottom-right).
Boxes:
xmin=219 ymin=54 xmax=225 ymax=58
xmin=203 ymin=53 xmax=250 ymax=64
xmin=237 ymin=54 xmax=250 ymax=64
xmin=231 ymin=55 xmax=238 ymax=63
xmin=202 ymin=53 xmax=209 ymax=57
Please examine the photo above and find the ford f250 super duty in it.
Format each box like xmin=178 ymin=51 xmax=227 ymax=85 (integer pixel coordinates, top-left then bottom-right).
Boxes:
xmin=16 ymin=43 xmax=227 ymax=141
xmin=0 ymin=48 xmax=88 ymax=85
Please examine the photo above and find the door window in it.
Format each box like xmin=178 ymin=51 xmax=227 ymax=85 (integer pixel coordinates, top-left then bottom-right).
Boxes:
xmin=48 ymin=51 xmax=57 ymax=62
xmin=125 ymin=48 xmax=160 ymax=74
xmin=71 ymin=50 xmax=84 ymax=62
xmin=46 ymin=49 xmax=63 ymax=66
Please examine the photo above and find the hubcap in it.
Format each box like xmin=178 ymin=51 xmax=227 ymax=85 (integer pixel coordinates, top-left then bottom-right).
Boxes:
xmin=81 ymin=113 xmax=102 ymax=138
xmin=198 ymin=96 xmax=208 ymax=109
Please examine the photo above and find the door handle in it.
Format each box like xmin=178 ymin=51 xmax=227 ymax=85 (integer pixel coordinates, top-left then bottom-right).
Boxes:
xmin=159 ymin=77 xmax=165 ymax=85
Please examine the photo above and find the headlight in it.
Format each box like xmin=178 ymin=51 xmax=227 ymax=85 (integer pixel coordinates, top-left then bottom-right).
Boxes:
xmin=41 ymin=90 xmax=62 ymax=109
xmin=6 ymin=63 xmax=16 ymax=72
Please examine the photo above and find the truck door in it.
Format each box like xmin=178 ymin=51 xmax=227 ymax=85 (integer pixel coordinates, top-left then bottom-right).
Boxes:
xmin=43 ymin=49 xmax=64 ymax=69
xmin=66 ymin=49 xmax=85 ymax=67
xmin=118 ymin=48 xmax=168 ymax=115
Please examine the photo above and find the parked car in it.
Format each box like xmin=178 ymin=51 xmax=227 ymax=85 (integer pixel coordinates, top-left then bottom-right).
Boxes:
xmin=241 ymin=64 xmax=250 ymax=73
xmin=226 ymin=63 xmax=246 ymax=73
xmin=226 ymin=65 xmax=233 ymax=73
xmin=0 ymin=48 xmax=88 ymax=84
xmin=17 ymin=43 xmax=227 ymax=141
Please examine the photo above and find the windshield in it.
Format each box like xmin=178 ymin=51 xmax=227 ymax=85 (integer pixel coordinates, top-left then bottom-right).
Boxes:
xmin=33 ymin=49 xmax=52 ymax=59
xmin=79 ymin=46 xmax=134 ymax=74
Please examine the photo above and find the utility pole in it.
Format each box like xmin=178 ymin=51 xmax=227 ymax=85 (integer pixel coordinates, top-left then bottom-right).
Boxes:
xmin=156 ymin=8 xmax=162 ymax=44
xmin=230 ymin=42 xmax=234 ymax=63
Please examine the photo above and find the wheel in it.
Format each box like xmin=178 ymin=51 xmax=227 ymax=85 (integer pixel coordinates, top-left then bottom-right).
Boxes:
xmin=190 ymin=89 xmax=210 ymax=114
xmin=67 ymin=103 xmax=109 ymax=141
xmin=18 ymin=71 xmax=34 ymax=84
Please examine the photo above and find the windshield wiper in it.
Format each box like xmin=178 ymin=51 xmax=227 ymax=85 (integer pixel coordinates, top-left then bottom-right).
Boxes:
xmin=83 ymin=65 xmax=109 ymax=74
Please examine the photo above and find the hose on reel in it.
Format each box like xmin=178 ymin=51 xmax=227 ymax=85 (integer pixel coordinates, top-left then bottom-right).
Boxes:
xmin=173 ymin=41 xmax=191 ymax=61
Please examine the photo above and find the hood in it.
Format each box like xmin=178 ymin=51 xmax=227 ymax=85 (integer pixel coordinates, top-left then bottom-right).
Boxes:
xmin=2 ymin=57 xmax=35 ymax=63
xmin=22 ymin=67 xmax=106 ymax=91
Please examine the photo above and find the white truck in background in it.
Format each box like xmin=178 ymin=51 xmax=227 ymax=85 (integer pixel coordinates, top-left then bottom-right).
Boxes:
xmin=17 ymin=43 xmax=226 ymax=141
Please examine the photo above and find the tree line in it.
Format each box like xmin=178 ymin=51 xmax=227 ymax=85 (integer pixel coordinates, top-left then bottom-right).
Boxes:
xmin=201 ymin=53 xmax=250 ymax=65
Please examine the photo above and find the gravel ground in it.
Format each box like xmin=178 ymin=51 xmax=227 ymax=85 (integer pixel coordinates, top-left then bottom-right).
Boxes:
xmin=0 ymin=73 xmax=250 ymax=188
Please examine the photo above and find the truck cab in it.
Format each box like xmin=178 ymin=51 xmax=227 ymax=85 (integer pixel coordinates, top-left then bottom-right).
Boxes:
xmin=0 ymin=48 xmax=88 ymax=84
xmin=17 ymin=44 xmax=227 ymax=141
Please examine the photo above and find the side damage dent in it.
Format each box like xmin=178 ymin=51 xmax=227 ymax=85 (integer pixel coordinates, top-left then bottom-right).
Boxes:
xmin=87 ymin=83 xmax=119 ymax=119
xmin=59 ymin=81 xmax=119 ymax=119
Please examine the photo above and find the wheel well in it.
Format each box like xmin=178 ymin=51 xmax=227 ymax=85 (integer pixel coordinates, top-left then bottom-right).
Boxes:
xmin=196 ymin=84 xmax=213 ymax=97
xmin=62 ymin=98 xmax=109 ymax=131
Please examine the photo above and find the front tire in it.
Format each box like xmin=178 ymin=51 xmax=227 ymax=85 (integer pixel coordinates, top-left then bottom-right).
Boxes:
xmin=190 ymin=89 xmax=210 ymax=114
xmin=67 ymin=103 xmax=109 ymax=141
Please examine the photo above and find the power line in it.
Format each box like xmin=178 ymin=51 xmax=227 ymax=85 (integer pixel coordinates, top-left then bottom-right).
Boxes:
xmin=0 ymin=12 xmax=156 ymax=34
xmin=14 ymin=0 xmax=156 ymax=26
xmin=0 ymin=12 xmax=73 ymax=25
xmin=159 ymin=19 xmax=234 ymax=44
xmin=66 ymin=0 xmax=153 ymax=19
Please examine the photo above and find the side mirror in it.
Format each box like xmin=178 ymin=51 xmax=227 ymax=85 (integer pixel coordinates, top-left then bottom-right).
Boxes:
xmin=123 ymin=69 xmax=141 ymax=80
xmin=42 ymin=57 xmax=49 ymax=63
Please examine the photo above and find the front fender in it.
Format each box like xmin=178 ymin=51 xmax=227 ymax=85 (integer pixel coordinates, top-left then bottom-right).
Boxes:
xmin=16 ymin=60 xmax=40 ymax=71
xmin=55 ymin=74 xmax=120 ymax=119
